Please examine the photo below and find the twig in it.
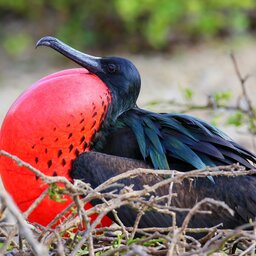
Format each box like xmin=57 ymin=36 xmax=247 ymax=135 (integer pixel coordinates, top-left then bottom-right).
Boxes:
xmin=23 ymin=188 xmax=49 ymax=219
xmin=230 ymin=51 xmax=253 ymax=115
xmin=130 ymin=205 xmax=147 ymax=240
xmin=0 ymin=181 xmax=48 ymax=255
xmin=180 ymin=198 xmax=233 ymax=233
xmin=0 ymin=225 xmax=17 ymax=255
xmin=111 ymin=209 xmax=129 ymax=240
xmin=167 ymin=170 xmax=175 ymax=207
xmin=73 ymin=195 xmax=95 ymax=256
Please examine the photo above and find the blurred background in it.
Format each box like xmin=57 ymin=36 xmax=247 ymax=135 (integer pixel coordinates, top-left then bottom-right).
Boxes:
xmin=1 ymin=0 xmax=256 ymax=150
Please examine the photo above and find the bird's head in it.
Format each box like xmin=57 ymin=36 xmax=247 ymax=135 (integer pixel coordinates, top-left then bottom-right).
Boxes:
xmin=36 ymin=36 xmax=141 ymax=120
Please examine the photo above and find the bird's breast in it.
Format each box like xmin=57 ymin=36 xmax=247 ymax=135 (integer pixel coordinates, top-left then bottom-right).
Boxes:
xmin=0 ymin=68 xmax=112 ymax=225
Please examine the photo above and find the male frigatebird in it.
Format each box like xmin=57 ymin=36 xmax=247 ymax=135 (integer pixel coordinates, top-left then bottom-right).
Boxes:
xmin=1 ymin=36 xmax=256 ymax=230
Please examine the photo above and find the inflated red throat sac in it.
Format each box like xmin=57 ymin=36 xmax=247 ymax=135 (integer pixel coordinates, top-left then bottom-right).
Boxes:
xmin=0 ymin=68 xmax=112 ymax=227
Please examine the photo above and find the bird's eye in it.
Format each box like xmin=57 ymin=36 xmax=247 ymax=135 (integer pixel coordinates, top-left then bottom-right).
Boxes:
xmin=107 ymin=63 xmax=117 ymax=73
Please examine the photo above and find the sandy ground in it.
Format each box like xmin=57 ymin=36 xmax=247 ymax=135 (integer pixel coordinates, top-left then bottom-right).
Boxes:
xmin=1 ymin=37 xmax=256 ymax=151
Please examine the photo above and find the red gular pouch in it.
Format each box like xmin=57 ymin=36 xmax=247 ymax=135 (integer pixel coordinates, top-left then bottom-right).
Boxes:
xmin=0 ymin=68 xmax=112 ymax=228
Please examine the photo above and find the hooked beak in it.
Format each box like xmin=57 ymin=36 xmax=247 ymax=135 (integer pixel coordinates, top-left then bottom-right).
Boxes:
xmin=36 ymin=36 xmax=102 ymax=74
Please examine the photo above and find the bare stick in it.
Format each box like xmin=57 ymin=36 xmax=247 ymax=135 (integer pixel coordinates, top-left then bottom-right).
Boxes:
xmin=0 ymin=225 xmax=17 ymax=255
xmin=23 ymin=188 xmax=49 ymax=219
xmin=0 ymin=181 xmax=48 ymax=255
xmin=130 ymin=205 xmax=147 ymax=240
xmin=180 ymin=198 xmax=233 ymax=233
xmin=230 ymin=51 xmax=253 ymax=114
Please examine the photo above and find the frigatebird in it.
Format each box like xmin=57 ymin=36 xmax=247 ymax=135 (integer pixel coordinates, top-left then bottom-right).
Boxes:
xmin=0 ymin=36 xmax=256 ymax=229
xmin=37 ymin=37 xmax=256 ymax=230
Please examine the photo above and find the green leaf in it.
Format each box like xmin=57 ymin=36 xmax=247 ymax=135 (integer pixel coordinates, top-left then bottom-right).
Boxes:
xmin=112 ymin=234 xmax=123 ymax=248
xmin=179 ymin=87 xmax=194 ymax=101
xmin=184 ymin=87 xmax=194 ymax=101
xmin=211 ymin=114 xmax=223 ymax=126
xmin=127 ymin=237 xmax=141 ymax=246
xmin=143 ymin=238 xmax=165 ymax=246
xmin=213 ymin=91 xmax=232 ymax=106
xmin=48 ymin=183 xmax=67 ymax=203
xmin=226 ymin=111 xmax=244 ymax=127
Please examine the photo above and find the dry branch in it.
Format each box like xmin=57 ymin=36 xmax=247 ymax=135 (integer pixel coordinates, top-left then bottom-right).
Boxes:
xmin=1 ymin=148 xmax=256 ymax=255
